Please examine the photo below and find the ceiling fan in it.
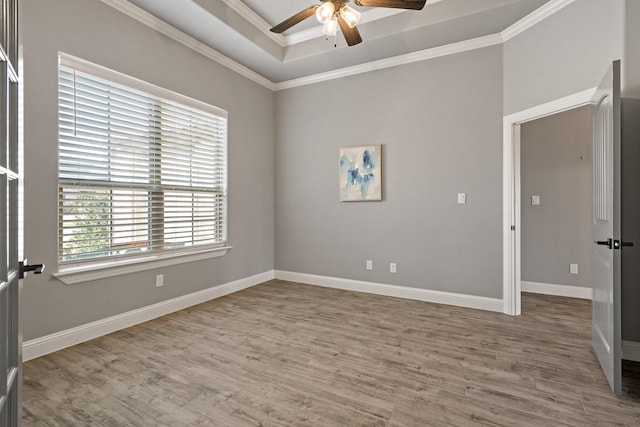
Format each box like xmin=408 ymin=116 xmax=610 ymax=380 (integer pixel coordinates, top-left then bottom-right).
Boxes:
xmin=270 ymin=0 xmax=427 ymax=47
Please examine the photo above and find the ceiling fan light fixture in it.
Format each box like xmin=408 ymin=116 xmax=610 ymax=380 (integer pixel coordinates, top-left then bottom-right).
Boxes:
xmin=316 ymin=1 xmax=336 ymax=24
xmin=270 ymin=0 xmax=425 ymax=46
xmin=322 ymin=16 xmax=338 ymax=36
xmin=339 ymin=5 xmax=361 ymax=28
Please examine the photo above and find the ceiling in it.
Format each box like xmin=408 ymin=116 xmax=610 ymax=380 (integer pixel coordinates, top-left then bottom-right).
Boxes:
xmin=118 ymin=0 xmax=552 ymax=85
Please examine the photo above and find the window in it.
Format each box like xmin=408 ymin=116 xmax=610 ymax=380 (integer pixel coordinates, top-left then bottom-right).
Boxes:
xmin=58 ymin=55 xmax=227 ymax=266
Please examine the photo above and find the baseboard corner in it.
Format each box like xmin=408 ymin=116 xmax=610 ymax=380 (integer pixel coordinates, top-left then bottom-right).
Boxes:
xmin=23 ymin=269 xmax=275 ymax=362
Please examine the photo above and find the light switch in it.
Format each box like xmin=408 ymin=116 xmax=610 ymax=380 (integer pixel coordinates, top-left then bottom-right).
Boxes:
xmin=457 ymin=193 xmax=466 ymax=204
xmin=531 ymin=195 xmax=540 ymax=205
xmin=570 ymin=264 xmax=578 ymax=274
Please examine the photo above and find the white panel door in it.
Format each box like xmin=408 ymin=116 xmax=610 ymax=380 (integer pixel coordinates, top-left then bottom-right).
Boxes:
xmin=591 ymin=60 xmax=622 ymax=395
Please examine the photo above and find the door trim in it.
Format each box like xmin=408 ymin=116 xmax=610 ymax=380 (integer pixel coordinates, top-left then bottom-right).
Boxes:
xmin=502 ymin=88 xmax=596 ymax=315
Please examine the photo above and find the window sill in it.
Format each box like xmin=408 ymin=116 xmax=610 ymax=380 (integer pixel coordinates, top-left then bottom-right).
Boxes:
xmin=54 ymin=246 xmax=231 ymax=285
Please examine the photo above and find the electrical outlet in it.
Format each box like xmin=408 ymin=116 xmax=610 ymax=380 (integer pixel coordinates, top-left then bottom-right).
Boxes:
xmin=570 ymin=264 xmax=578 ymax=274
xmin=366 ymin=260 xmax=373 ymax=270
xmin=156 ymin=274 xmax=164 ymax=287
xmin=390 ymin=262 xmax=397 ymax=273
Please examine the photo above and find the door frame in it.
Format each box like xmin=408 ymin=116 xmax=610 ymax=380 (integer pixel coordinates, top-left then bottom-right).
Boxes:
xmin=502 ymin=88 xmax=596 ymax=315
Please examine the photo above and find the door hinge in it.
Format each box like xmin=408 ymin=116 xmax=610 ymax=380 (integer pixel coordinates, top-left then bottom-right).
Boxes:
xmin=510 ymin=225 xmax=515 ymax=231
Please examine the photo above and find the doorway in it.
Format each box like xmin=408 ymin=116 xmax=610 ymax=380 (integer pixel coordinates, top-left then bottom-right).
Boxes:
xmin=502 ymin=88 xmax=596 ymax=316
xmin=519 ymin=106 xmax=593 ymax=304
xmin=503 ymin=68 xmax=640 ymax=396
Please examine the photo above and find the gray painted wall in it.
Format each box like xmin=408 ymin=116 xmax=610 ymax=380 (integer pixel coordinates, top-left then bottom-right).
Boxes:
xmin=503 ymin=0 xmax=624 ymax=115
xmin=623 ymin=0 xmax=640 ymax=97
xmin=622 ymin=99 xmax=640 ymax=342
xmin=274 ymin=0 xmax=629 ymax=302
xmin=622 ymin=1 xmax=640 ymax=343
xmin=275 ymin=46 xmax=504 ymax=299
xmin=21 ymin=0 xmax=275 ymax=340
xmin=520 ymin=106 xmax=592 ymax=288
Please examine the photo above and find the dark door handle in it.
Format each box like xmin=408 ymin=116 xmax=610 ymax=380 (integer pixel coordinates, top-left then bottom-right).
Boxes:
xmin=613 ymin=240 xmax=634 ymax=250
xmin=19 ymin=259 xmax=45 ymax=279
xmin=595 ymin=238 xmax=612 ymax=249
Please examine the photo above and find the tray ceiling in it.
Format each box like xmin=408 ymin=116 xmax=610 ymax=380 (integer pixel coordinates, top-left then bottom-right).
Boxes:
xmin=118 ymin=0 xmax=552 ymax=84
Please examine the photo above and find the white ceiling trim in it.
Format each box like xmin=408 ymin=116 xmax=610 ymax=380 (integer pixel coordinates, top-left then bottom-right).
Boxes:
xmin=224 ymin=0 xmax=444 ymax=47
xmin=99 ymin=0 xmax=276 ymax=90
xmin=220 ymin=0 xmax=286 ymax=47
xmin=501 ymin=0 xmax=576 ymax=42
xmin=275 ymin=33 xmax=503 ymax=90
xmin=286 ymin=26 xmax=323 ymax=46
xmin=101 ymin=0 xmax=575 ymax=92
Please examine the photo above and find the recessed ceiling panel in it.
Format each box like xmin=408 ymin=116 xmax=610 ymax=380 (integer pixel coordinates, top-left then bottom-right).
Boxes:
xmin=121 ymin=0 xmax=552 ymax=83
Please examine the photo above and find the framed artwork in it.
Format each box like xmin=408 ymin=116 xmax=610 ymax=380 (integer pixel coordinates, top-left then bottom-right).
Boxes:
xmin=339 ymin=145 xmax=382 ymax=201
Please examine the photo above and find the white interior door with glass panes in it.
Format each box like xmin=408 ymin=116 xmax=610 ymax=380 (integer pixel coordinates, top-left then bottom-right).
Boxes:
xmin=1 ymin=0 xmax=24 ymax=424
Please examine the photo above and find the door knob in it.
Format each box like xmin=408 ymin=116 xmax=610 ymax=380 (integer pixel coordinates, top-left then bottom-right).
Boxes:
xmin=19 ymin=259 xmax=45 ymax=279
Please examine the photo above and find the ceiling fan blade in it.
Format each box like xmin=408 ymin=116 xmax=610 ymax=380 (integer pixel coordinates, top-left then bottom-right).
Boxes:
xmin=337 ymin=15 xmax=363 ymax=47
xmin=270 ymin=5 xmax=318 ymax=33
xmin=354 ymin=0 xmax=426 ymax=10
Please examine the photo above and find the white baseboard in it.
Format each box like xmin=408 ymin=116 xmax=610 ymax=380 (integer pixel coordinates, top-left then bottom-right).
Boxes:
xmin=274 ymin=270 xmax=503 ymax=313
xmin=623 ymin=340 xmax=640 ymax=362
xmin=521 ymin=281 xmax=592 ymax=300
xmin=23 ymin=270 xmax=275 ymax=361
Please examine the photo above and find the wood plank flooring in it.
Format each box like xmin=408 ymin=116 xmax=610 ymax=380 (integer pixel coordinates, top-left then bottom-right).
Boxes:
xmin=22 ymin=280 xmax=640 ymax=426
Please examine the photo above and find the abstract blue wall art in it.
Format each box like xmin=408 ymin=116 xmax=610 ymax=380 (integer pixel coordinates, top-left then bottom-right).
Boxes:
xmin=339 ymin=145 xmax=382 ymax=201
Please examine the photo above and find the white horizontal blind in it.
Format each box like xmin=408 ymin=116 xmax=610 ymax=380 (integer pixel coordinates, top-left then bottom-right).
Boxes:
xmin=58 ymin=57 xmax=227 ymax=264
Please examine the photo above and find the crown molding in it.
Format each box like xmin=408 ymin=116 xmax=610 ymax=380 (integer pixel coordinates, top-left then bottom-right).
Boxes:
xmin=286 ymin=25 xmax=324 ymax=46
xmin=275 ymin=33 xmax=503 ymax=90
xmin=99 ymin=0 xmax=276 ymax=90
xmin=101 ymin=0 xmax=575 ymax=92
xmin=501 ymin=0 xmax=576 ymax=42
xmin=223 ymin=0 xmax=443 ymax=47
xmin=220 ymin=0 xmax=286 ymax=47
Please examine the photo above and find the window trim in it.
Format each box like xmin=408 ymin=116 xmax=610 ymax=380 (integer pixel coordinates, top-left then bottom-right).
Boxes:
xmin=55 ymin=54 xmax=229 ymax=282
xmin=54 ymin=244 xmax=231 ymax=285
xmin=59 ymin=54 xmax=228 ymax=119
